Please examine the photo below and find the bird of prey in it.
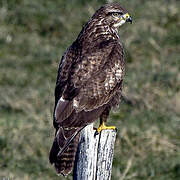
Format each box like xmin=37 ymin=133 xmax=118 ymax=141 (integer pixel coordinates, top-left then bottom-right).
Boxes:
xmin=49 ymin=3 xmax=132 ymax=176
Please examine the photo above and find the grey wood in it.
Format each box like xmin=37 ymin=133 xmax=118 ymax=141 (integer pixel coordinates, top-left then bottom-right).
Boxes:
xmin=73 ymin=124 xmax=117 ymax=180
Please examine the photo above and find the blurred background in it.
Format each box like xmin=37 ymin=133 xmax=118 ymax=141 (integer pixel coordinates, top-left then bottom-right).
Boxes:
xmin=0 ymin=0 xmax=180 ymax=179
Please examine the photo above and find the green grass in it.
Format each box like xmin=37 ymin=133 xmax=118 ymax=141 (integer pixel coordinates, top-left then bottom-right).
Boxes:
xmin=0 ymin=0 xmax=180 ymax=179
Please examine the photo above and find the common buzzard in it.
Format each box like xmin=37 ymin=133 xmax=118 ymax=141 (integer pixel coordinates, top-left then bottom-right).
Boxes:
xmin=49 ymin=3 xmax=132 ymax=176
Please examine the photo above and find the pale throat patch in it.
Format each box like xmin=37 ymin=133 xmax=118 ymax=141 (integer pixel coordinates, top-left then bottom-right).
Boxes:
xmin=113 ymin=19 xmax=126 ymax=27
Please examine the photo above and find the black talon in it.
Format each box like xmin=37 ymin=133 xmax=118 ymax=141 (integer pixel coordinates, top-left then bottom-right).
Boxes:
xmin=94 ymin=130 xmax=99 ymax=137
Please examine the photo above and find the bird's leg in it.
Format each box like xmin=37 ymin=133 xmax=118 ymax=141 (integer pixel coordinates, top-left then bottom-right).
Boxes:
xmin=95 ymin=107 xmax=116 ymax=135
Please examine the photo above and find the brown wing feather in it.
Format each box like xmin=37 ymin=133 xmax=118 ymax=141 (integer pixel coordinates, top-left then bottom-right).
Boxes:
xmin=53 ymin=42 xmax=80 ymax=128
xmin=50 ymin=39 xmax=125 ymax=176
xmin=71 ymin=42 xmax=125 ymax=111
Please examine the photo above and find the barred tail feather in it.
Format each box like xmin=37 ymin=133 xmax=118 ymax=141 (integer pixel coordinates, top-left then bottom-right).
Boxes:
xmin=49 ymin=127 xmax=82 ymax=176
xmin=56 ymin=134 xmax=80 ymax=175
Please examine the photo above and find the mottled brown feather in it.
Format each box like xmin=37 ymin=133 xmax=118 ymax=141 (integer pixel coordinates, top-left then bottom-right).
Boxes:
xmin=49 ymin=2 xmax=130 ymax=176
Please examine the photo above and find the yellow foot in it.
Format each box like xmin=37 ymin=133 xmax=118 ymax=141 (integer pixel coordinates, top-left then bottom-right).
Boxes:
xmin=95 ymin=122 xmax=117 ymax=135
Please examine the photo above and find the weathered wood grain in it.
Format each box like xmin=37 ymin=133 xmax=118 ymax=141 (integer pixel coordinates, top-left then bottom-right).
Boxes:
xmin=73 ymin=124 xmax=117 ymax=180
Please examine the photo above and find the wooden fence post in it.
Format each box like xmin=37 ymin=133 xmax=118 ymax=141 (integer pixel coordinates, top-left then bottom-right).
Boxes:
xmin=73 ymin=124 xmax=117 ymax=180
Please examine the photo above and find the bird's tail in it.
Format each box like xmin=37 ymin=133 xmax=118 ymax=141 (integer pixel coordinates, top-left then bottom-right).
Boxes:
xmin=49 ymin=127 xmax=81 ymax=176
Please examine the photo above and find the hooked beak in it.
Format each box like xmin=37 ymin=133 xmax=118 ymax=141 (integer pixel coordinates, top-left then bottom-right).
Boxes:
xmin=126 ymin=16 xmax=132 ymax=24
xmin=113 ymin=13 xmax=133 ymax=28
xmin=123 ymin=13 xmax=132 ymax=24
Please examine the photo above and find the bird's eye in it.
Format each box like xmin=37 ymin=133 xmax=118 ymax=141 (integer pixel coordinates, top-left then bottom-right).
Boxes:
xmin=112 ymin=12 xmax=120 ymax=17
xmin=112 ymin=12 xmax=123 ymax=18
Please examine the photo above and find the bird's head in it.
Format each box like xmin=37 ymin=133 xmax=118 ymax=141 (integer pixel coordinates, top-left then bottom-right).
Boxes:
xmin=78 ymin=3 xmax=132 ymax=41
xmin=93 ymin=3 xmax=132 ymax=30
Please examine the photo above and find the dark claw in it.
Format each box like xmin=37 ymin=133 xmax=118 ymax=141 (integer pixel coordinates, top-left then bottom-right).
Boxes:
xmin=94 ymin=130 xmax=99 ymax=137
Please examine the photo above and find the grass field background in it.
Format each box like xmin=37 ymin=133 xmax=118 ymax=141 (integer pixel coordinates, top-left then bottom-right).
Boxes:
xmin=0 ymin=0 xmax=180 ymax=179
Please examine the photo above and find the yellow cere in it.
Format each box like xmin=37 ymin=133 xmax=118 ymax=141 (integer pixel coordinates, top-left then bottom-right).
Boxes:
xmin=122 ymin=13 xmax=130 ymax=20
